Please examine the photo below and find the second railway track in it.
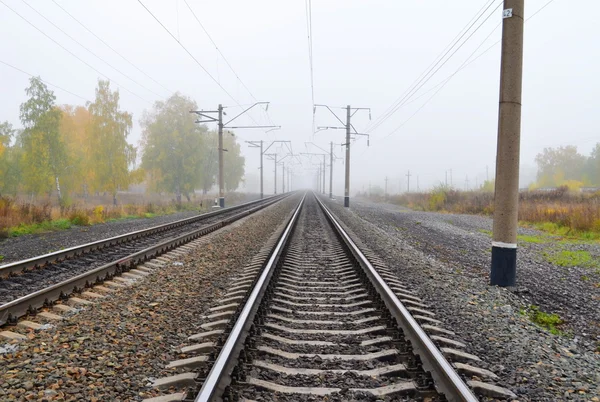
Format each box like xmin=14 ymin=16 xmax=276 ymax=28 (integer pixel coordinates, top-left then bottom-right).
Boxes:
xmin=0 ymin=194 xmax=288 ymax=326
xmin=150 ymin=193 xmax=514 ymax=401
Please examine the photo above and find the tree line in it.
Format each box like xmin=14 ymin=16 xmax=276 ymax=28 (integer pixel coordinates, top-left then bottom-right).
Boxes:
xmin=534 ymin=144 xmax=600 ymax=189
xmin=0 ymin=77 xmax=245 ymax=205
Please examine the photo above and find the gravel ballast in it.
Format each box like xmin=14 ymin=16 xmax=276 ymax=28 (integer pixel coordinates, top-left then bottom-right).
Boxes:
xmin=0 ymin=195 xmax=299 ymax=401
xmin=0 ymin=195 xmax=259 ymax=265
xmin=323 ymin=197 xmax=600 ymax=401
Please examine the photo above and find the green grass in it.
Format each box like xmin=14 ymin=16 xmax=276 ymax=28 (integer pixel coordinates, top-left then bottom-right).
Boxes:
xmin=517 ymin=234 xmax=547 ymax=244
xmin=543 ymin=250 xmax=599 ymax=268
xmin=8 ymin=218 xmax=72 ymax=237
xmin=520 ymin=305 xmax=564 ymax=335
xmin=0 ymin=255 xmax=3 ymax=262
xmin=478 ymin=229 xmax=492 ymax=236
xmin=524 ymin=221 xmax=600 ymax=242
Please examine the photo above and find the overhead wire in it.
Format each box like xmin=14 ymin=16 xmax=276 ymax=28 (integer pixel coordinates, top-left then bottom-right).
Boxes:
xmin=382 ymin=0 xmax=557 ymax=140
xmin=136 ymin=0 xmax=237 ymax=104
xmin=358 ymin=0 xmax=558 ymax=158
xmin=137 ymin=0 xmax=265 ymax=140
xmin=0 ymin=0 xmax=152 ymax=104
xmin=366 ymin=0 xmax=502 ymax=134
xmin=50 ymin=0 xmax=174 ymax=95
xmin=305 ymin=0 xmax=316 ymax=135
xmin=0 ymin=59 xmax=91 ymax=102
xmin=20 ymin=0 xmax=164 ymax=99
xmin=182 ymin=0 xmax=276 ymax=128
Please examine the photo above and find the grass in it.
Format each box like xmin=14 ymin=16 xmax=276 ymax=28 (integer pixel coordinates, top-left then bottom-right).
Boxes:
xmin=543 ymin=250 xmax=599 ymax=268
xmin=0 ymin=192 xmax=256 ymax=238
xmin=516 ymin=234 xmax=547 ymax=243
xmin=520 ymin=305 xmax=564 ymax=335
xmin=7 ymin=218 xmax=72 ymax=237
xmin=478 ymin=229 xmax=492 ymax=236
xmin=363 ymin=186 xmax=600 ymax=241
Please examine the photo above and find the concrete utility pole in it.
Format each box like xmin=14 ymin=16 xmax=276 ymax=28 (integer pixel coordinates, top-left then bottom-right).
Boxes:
xmin=406 ymin=170 xmax=411 ymax=192
xmin=344 ymin=105 xmax=351 ymax=206
xmin=301 ymin=151 xmax=327 ymax=195
xmin=250 ymin=140 xmax=291 ymax=197
xmin=417 ymin=176 xmax=420 ymax=192
xmin=314 ymin=104 xmax=371 ymax=208
xmin=265 ymin=154 xmax=277 ymax=194
xmin=491 ymin=0 xmax=524 ymax=287
xmin=246 ymin=140 xmax=264 ymax=198
xmin=329 ymin=142 xmax=334 ymax=199
xmin=282 ymin=163 xmax=285 ymax=193
xmin=385 ymin=176 xmax=388 ymax=197
xmin=191 ymin=102 xmax=277 ymax=207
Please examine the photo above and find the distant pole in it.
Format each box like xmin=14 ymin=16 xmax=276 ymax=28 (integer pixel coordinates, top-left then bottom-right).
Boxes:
xmin=322 ymin=155 xmax=326 ymax=195
xmin=491 ymin=0 xmax=524 ymax=287
xmin=344 ymin=105 xmax=351 ymax=207
xmin=406 ymin=170 xmax=411 ymax=192
xmin=329 ymin=141 xmax=333 ymax=198
xmin=445 ymin=170 xmax=448 ymax=186
xmin=274 ymin=155 xmax=278 ymax=194
xmin=217 ymin=104 xmax=224 ymax=207
xmin=282 ymin=163 xmax=285 ymax=193
xmin=450 ymin=169 xmax=453 ymax=187
xmin=385 ymin=176 xmax=388 ymax=196
xmin=417 ymin=175 xmax=419 ymax=192
xmin=486 ymin=165 xmax=489 ymax=181
xmin=260 ymin=141 xmax=264 ymax=198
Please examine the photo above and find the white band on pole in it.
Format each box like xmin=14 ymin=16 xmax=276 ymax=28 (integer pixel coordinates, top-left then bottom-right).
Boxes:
xmin=492 ymin=241 xmax=517 ymax=249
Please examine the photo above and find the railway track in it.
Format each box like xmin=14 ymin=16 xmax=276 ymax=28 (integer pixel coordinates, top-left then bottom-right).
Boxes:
xmin=0 ymin=194 xmax=288 ymax=327
xmin=150 ymin=193 xmax=515 ymax=402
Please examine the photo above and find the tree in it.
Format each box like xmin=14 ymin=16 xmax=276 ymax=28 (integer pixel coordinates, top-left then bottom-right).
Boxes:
xmin=88 ymin=80 xmax=135 ymax=205
xmin=0 ymin=122 xmax=15 ymax=194
xmin=586 ymin=143 xmax=600 ymax=186
xmin=534 ymin=146 xmax=586 ymax=187
xmin=140 ymin=93 xmax=207 ymax=204
xmin=59 ymin=105 xmax=94 ymax=198
xmin=19 ymin=77 xmax=66 ymax=202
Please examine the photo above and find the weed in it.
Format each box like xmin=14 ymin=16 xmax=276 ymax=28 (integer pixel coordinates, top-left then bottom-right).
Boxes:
xmin=581 ymin=275 xmax=590 ymax=281
xmin=521 ymin=305 xmax=564 ymax=335
xmin=0 ymin=255 xmax=3 ymax=262
xmin=69 ymin=211 xmax=90 ymax=226
xmin=517 ymin=234 xmax=546 ymax=243
xmin=478 ymin=229 xmax=492 ymax=236
xmin=544 ymin=250 xmax=598 ymax=268
xmin=8 ymin=218 xmax=72 ymax=237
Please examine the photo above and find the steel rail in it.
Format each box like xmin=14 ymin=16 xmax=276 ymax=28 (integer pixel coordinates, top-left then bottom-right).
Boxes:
xmin=0 ymin=194 xmax=289 ymax=326
xmin=315 ymin=196 xmax=478 ymax=402
xmin=0 ymin=194 xmax=286 ymax=278
xmin=195 ymin=193 xmax=306 ymax=402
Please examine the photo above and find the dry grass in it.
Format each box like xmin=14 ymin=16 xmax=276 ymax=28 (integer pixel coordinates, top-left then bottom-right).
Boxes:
xmin=365 ymin=186 xmax=600 ymax=238
xmin=0 ymin=192 xmax=252 ymax=238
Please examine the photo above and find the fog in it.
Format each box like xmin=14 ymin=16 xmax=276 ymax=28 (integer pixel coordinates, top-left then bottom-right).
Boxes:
xmin=2 ymin=0 xmax=598 ymax=197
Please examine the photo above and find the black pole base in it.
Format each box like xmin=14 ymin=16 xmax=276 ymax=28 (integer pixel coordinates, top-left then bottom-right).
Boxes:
xmin=490 ymin=245 xmax=517 ymax=287
xmin=344 ymin=196 xmax=350 ymax=208
xmin=219 ymin=197 xmax=225 ymax=208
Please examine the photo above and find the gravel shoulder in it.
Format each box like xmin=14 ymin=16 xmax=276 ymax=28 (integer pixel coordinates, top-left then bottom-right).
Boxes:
xmin=323 ymin=197 xmax=600 ymax=401
xmin=0 ymin=195 xmax=258 ymax=265
xmin=0 ymin=195 xmax=299 ymax=401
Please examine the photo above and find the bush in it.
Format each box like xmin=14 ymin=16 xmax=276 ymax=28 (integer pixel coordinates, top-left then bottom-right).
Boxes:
xmin=69 ymin=211 xmax=90 ymax=226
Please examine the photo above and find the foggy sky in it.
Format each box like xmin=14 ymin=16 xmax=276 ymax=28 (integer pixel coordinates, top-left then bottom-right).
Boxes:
xmin=1 ymin=0 xmax=598 ymax=196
